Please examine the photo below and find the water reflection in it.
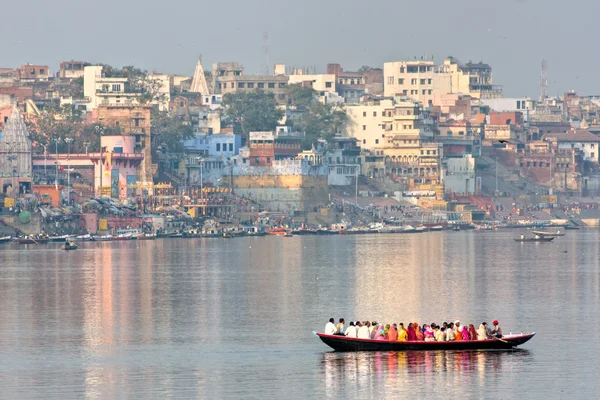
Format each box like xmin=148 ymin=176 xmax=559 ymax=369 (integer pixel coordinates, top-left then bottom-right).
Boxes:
xmin=322 ymin=349 xmax=532 ymax=396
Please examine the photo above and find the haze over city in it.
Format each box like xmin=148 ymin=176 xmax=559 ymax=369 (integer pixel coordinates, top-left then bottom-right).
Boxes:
xmin=3 ymin=0 xmax=598 ymax=96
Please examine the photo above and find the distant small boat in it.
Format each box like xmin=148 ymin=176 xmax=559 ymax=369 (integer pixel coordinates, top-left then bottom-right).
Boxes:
xmin=513 ymin=236 xmax=555 ymax=242
xmin=93 ymin=235 xmax=113 ymax=242
xmin=0 ymin=236 xmax=13 ymax=244
xmin=564 ymin=225 xmax=580 ymax=230
xmin=61 ymin=242 xmax=79 ymax=251
xmin=222 ymin=232 xmax=234 ymax=238
xmin=49 ymin=235 xmax=69 ymax=243
xmin=71 ymin=234 xmax=93 ymax=242
xmin=532 ymin=230 xmax=565 ymax=237
xmin=429 ymin=225 xmax=444 ymax=231
xmin=136 ymin=233 xmax=156 ymax=240
xmin=16 ymin=237 xmax=49 ymax=244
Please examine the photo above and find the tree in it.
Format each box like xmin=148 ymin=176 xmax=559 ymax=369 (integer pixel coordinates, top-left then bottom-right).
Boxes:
xmin=150 ymin=109 xmax=194 ymax=157
xmin=221 ymin=90 xmax=284 ymax=139
xmin=358 ymin=65 xmax=373 ymax=73
xmin=293 ymin=102 xmax=349 ymax=149
xmin=285 ymin=84 xmax=316 ymax=108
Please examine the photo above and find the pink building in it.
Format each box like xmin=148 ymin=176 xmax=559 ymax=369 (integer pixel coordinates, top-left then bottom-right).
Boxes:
xmin=90 ymin=136 xmax=143 ymax=200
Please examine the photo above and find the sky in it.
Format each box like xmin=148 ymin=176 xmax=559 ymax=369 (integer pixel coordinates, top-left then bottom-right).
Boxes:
xmin=3 ymin=0 xmax=599 ymax=98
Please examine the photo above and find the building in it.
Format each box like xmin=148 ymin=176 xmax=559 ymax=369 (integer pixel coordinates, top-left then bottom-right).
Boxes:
xmin=0 ymin=107 xmax=32 ymax=195
xmin=346 ymin=98 xmax=394 ymax=149
xmin=440 ymin=57 xmax=503 ymax=99
xmin=545 ymin=130 xmax=600 ymax=163
xmin=384 ymin=60 xmax=451 ymax=106
xmin=248 ymin=131 xmax=275 ymax=166
xmin=213 ymin=62 xmax=289 ymax=104
xmin=16 ymin=64 xmax=50 ymax=82
xmin=286 ymin=71 xmax=336 ymax=94
xmin=96 ymin=104 xmax=152 ymax=182
xmin=481 ymin=98 xmax=536 ymax=120
xmin=89 ymin=135 xmax=144 ymax=199
xmin=58 ymin=61 xmax=87 ymax=79
xmin=273 ymin=126 xmax=303 ymax=160
xmin=83 ymin=66 xmax=170 ymax=111
xmin=327 ymin=63 xmax=384 ymax=103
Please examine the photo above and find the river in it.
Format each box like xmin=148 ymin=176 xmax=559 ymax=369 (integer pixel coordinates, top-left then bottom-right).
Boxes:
xmin=0 ymin=230 xmax=598 ymax=398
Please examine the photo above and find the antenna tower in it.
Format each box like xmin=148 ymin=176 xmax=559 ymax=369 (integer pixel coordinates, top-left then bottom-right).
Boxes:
xmin=540 ymin=58 xmax=548 ymax=102
xmin=263 ymin=32 xmax=270 ymax=75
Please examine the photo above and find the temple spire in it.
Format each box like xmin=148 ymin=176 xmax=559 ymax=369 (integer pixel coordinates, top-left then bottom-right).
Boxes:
xmin=190 ymin=57 xmax=210 ymax=95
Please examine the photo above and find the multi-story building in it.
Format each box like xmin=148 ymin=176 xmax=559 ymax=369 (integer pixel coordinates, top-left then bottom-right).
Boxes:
xmin=58 ymin=61 xmax=87 ymax=79
xmin=83 ymin=66 xmax=170 ymax=111
xmin=0 ymin=107 xmax=32 ymax=195
xmin=248 ymin=131 xmax=275 ymax=166
xmin=439 ymin=57 xmax=503 ymax=99
xmin=273 ymin=126 xmax=303 ymax=160
xmin=545 ymin=130 xmax=600 ymax=163
xmin=213 ymin=62 xmax=289 ymax=104
xmin=346 ymin=98 xmax=395 ymax=149
xmin=327 ymin=64 xmax=384 ymax=104
xmin=96 ymin=104 xmax=152 ymax=182
xmin=16 ymin=64 xmax=50 ymax=82
xmin=286 ymin=70 xmax=336 ymax=95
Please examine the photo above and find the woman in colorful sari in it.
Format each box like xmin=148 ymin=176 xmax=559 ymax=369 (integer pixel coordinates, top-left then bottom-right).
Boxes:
xmin=397 ymin=323 xmax=408 ymax=341
xmin=383 ymin=324 xmax=390 ymax=339
xmin=424 ymin=325 xmax=435 ymax=341
xmin=388 ymin=324 xmax=398 ymax=341
xmin=406 ymin=323 xmax=416 ymax=341
xmin=375 ymin=324 xmax=386 ymax=340
xmin=477 ymin=323 xmax=489 ymax=340
xmin=469 ymin=324 xmax=477 ymax=340
xmin=414 ymin=323 xmax=424 ymax=341
xmin=462 ymin=325 xmax=470 ymax=341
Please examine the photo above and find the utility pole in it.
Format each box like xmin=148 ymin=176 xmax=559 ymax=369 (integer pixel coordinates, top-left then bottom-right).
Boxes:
xmin=355 ymin=165 xmax=359 ymax=206
xmin=52 ymin=138 xmax=60 ymax=190
xmin=495 ymin=157 xmax=498 ymax=194
xmin=65 ymin=138 xmax=74 ymax=204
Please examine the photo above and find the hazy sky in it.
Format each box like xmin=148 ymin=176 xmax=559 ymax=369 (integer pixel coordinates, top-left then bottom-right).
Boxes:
xmin=3 ymin=0 xmax=598 ymax=98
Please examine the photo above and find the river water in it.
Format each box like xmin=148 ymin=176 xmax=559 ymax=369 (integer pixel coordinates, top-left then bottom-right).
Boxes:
xmin=0 ymin=230 xmax=598 ymax=398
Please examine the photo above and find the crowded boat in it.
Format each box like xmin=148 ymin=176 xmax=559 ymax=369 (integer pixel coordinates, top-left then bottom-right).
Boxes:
xmin=324 ymin=318 xmax=504 ymax=341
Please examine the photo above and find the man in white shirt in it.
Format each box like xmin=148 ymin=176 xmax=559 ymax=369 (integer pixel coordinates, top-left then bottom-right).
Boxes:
xmin=325 ymin=318 xmax=336 ymax=335
xmin=357 ymin=321 xmax=370 ymax=339
xmin=345 ymin=321 xmax=357 ymax=338
xmin=446 ymin=322 xmax=456 ymax=341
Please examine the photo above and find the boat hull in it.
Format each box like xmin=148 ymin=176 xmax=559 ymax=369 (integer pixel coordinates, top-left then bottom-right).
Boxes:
xmin=316 ymin=332 xmax=535 ymax=351
xmin=513 ymin=237 xmax=554 ymax=242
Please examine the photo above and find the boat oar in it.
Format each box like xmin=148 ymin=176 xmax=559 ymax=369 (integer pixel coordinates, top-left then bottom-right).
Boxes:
xmin=492 ymin=336 xmax=510 ymax=344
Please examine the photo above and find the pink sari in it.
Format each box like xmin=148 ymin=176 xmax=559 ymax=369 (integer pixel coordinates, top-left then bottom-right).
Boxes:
xmin=407 ymin=325 xmax=416 ymax=341
xmin=462 ymin=326 xmax=470 ymax=341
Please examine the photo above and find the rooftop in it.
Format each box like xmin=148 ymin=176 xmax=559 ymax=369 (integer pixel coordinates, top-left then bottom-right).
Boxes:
xmin=544 ymin=129 xmax=600 ymax=142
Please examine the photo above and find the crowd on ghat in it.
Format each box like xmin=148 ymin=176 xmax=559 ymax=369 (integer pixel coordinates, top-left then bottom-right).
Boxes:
xmin=324 ymin=318 xmax=503 ymax=341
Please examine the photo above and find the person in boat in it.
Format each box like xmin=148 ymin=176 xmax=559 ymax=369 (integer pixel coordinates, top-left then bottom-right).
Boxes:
xmin=383 ymin=324 xmax=390 ymax=339
xmin=357 ymin=322 xmax=370 ymax=339
xmin=388 ymin=324 xmax=398 ymax=341
xmin=535 ymin=234 xmax=540 ymax=239
xmin=335 ymin=318 xmax=345 ymax=335
xmin=345 ymin=321 xmax=357 ymax=338
xmin=454 ymin=321 xmax=463 ymax=340
xmin=325 ymin=318 xmax=336 ymax=335
xmin=491 ymin=320 xmax=503 ymax=338
xmin=468 ymin=324 xmax=477 ymax=340
xmin=434 ymin=325 xmax=445 ymax=342
xmin=414 ymin=323 xmax=424 ymax=341
xmin=446 ymin=322 xmax=456 ymax=341
xmin=477 ymin=323 xmax=490 ymax=340
xmin=369 ymin=322 xmax=377 ymax=339
xmin=375 ymin=325 xmax=386 ymax=340
xmin=461 ymin=325 xmax=470 ymax=341
xmin=424 ymin=325 xmax=435 ymax=341
xmin=520 ymin=234 xmax=525 ymax=240
xmin=397 ymin=323 xmax=408 ymax=341
xmin=406 ymin=323 xmax=416 ymax=341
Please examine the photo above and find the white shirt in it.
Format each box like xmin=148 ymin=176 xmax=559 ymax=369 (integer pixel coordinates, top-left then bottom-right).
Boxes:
xmin=446 ymin=329 xmax=455 ymax=341
xmin=325 ymin=322 xmax=336 ymax=335
xmin=357 ymin=326 xmax=370 ymax=339
xmin=345 ymin=325 xmax=357 ymax=338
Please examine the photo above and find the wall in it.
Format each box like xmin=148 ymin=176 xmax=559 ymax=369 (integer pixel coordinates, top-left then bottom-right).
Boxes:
xmin=346 ymin=100 xmax=393 ymax=149
xmin=287 ymin=74 xmax=336 ymax=93
xmin=442 ymin=155 xmax=476 ymax=194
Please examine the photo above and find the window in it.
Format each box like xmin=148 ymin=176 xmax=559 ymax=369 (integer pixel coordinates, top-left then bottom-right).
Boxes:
xmin=421 ymin=150 xmax=424 ymax=155
xmin=258 ymin=83 xmax=264 ymax=88
xmin=216 ymin=143 xmax=221 ymax=151
xmin=428 ymin=90 xmax=432 ymax=95
xmin=422 ymin=90 xmax=426 ymax=95
xmin=411 ymin=78 xmax=417 ymax=85
xmin=373 ymin=112 xmax=377 ymax=117
xmin=400 ymin=66 xmax=405 ymax=73
xmin=278 ymin=94 xmax=285 ymax=100
xmin=375 ymin=139 xmax=379 ymax=144
xmin=402 ymin=90 xmax=408 ymax=95
xmin=387 ymin=76 xmax=394 ymax=85
xmin=40 ymin=69 xmax=45 ymax=74
xmin=247 ymin=82 xmax=254 ymax=88
xmin=180 ymin=101 xmax=184 ymax=107
xmin=229 ymin=143 xmax=233 ymax=151
xmin=363 ymin=111 xmax=367 ymax=117
xmin=363 ymin=139 xmax=366 ymax=144
xmin=459 ymin=131 xmax=464 ymax=135
xmin=420 ymin=79 xmax=426 ymax=85
xmin=222 ymin=83 xmax=227 ymax=89
xmin=428 ymin=79 xmax=432 ymax=85
xmin=278 ymin=83 xmax=286 ymax=88
xmin=362 ymin=125 xmax=366 ymax=130
xmin=255 ymin=157 xmax=259 ymax=164
xmin=593 ymin=152 xmax=596 ymax=159
xmin=325 ymin=82 xmax=332 ymax=88
xmin=266 ymin=157 xmax=271 ymax=164
xmin=238 ymin=82 xmax=245 ymax=88
xmin=268 ymin=83 xmax=275 ymax=88
xmin=398 ymin=78 xmax=404 ymax=85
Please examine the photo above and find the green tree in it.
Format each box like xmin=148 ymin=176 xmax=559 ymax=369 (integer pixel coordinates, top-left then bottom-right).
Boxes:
xmin=150 ymin=110 xmax=194 ymax=157
xmin=293 ymin=102 xmax=349 ymax=149
xmin=221 ymin=90 xmax=284 ymax=139
xmin=285 ymin=84 xmax=316 ymax=108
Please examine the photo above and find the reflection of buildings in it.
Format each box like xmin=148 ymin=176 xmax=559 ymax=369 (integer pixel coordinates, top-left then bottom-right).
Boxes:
xmin=0 ymin=107 xmax=32 ymax=195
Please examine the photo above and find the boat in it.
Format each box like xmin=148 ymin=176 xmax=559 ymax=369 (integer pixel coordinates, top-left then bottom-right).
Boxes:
xmin=113 ymin=233 xmax=134 ymax=241
xmin=314 ymin=332 xmax=535 ymax=351
xmin=222 ymin=232 xmax=234 ymax=239
xmin=532 ymin=230 xmax=565 ymax=237
xmin=16 ymin=236 xmax=49 ymax=244
xmin=61 ymin=242 xmax=79 ymax=251
xmin=267 ymin=227 xmax=291 ymax=236
xmin=283 ymin=231 xmax=293 ymax=237
xmin=564 ymin=225 xmax=580 ymax=230
xmin=429 ymin=225 xmax=444 ymax=231
xmin=0 ymin=236 xmax=13 ymax=244
xmin=71 ymin=234 xmax=93 ymax=242
xmin=136 ymin=233 xmax=156 ymax=240
xmin=92 ymin=235 xmax=113 ymax=242
xmin=49 ymin=235 xmax=69 ymax=243
xmin=513 ymin=236 xmax=555 ymax=242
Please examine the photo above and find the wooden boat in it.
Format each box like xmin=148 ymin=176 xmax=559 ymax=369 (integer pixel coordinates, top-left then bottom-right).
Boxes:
xmin=92 ymin=235 xmax=113 ymax=242
xmin=222 ymin=232 xmax=234 ymax=239
xmin=267 ymin=227 xmax=291 ymax=236
xmin=49 ymin=235 xmax=69 ymax=243
xmin=513 ymin=236 xmax=555 ymax=242
xmin=71 ymin=234 xmax=93 ymax=242
xmin=532 ymin=230 xmax=565 ymax=237
xmin=0 ymin=236 xmax=13 ymax=244
xmin=136 ymin=233 xmax=156 ymax=240
xmin=564 ymin=225 xmax=580 ymax=230
xmin=315 ymin=332 xmax=535 ymax=351
xmin=16 ymin=237 xmax=49 ymax=244
xmin=61 ymin=242 xmax=79 ymax=250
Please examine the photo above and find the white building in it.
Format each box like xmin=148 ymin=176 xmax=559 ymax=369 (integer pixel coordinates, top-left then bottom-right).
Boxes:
xmin=442 ymin=155 xmax=476 ymax=194
xmin=546 ymin=130 xmax=600 ymax=163
xmin=481 ymin=98 xmax=536 ymax=121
